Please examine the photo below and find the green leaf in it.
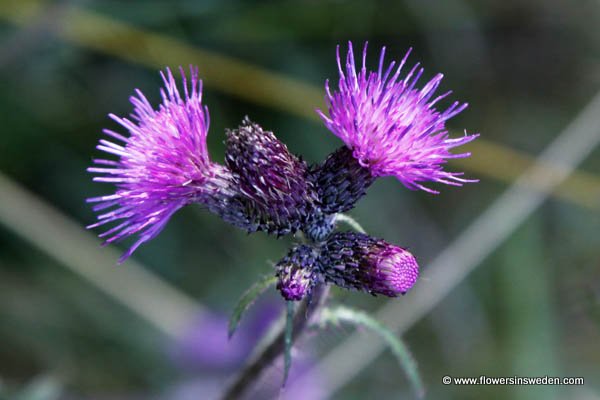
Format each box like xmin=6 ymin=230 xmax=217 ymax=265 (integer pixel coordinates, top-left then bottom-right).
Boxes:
xmin=319 ymin=306 xmax=425 ymax=398
xmin=334 ymin=213 xmax=367 ymax=233
xmin=283 ymin=300 xmax=295 ymax=386
xmin=228 ymin=274 xmax=277 ymax=339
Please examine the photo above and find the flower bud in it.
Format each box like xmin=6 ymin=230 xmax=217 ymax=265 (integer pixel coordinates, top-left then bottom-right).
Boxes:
xmin=318 ymin=232 xmax=419 ymax=297
xmin=275 ymin=245 xmax=318 ymax=301
xmin=225 ymin=118 xmax=316 ymax=236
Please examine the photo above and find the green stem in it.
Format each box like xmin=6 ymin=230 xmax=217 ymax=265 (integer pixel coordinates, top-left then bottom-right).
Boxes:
xmin=334 ymin=213 xmax=367 ymax=233
xmin=220 ymin=284 xmax=330 ymax=400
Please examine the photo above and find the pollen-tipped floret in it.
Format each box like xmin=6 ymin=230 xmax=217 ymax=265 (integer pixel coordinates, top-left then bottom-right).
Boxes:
xmin=317 ymin=42 xmax=479 ymax=194
xmin=225 ymin=118 xmax=316 ymax=236
xmin=87 ymin=67 xmax=228 ymax=262
xmin=318 ymin=232 xmax=419 ymax=297
xmin=275 ymin=245 xmax=319 ymax=301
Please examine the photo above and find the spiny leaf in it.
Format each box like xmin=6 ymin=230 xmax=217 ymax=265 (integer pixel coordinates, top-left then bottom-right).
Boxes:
xmin=229 ymin=274 xmax=277 ymax=339
xmin=283 ymin=300 xmax=295 ymax=386
xmin=335 ymin=213 xmax=367 ymax=233
xmin=319 ymin=306 xmax=425 ymax=398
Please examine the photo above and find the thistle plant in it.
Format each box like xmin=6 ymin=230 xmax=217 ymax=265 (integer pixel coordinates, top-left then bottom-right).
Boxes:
xmin=88 ymin=42 xmax=478 ymax=399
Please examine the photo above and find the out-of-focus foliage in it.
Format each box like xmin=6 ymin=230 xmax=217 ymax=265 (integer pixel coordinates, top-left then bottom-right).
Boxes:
xmin=0 ymin=0 xmax=599 ymax=399
xmin=317 ymin=306 xmax=424 ymax=397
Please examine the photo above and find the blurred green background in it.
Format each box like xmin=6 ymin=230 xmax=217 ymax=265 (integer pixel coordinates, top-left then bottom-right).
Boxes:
xmin=0 ymin=0 xmax=599 ymax=399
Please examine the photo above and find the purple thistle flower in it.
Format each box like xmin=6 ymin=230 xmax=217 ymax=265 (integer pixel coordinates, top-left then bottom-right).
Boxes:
xmin=317 ymin=42 xmax=479 ymax=194
xmin=87 ymin=67 xmax=229 ymax=262
xmin=276 ymin=244 xmax=319 ymax=301
xmin=225 ymin=117 xmax=317 ymax=236
xmin=318 ymin=232 xmax=419 ymax=297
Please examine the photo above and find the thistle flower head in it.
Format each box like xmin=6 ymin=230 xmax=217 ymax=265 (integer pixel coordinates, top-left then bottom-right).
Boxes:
xmin=318 ymin=232 xmax=419 ymax=297
xmin=317 ymin=42 xmax=479 ymax=194
xmin=225 ymin=118 xmax=316 ymax=236
xmin=87 ymin=67 xmax=226 ymax=262
xmin=276 ymin=245 xmax=319 ymax=301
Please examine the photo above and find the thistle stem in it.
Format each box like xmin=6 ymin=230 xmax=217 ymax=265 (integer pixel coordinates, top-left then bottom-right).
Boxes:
xmin=334 ymin=213 xmax=367 ymax=233
xmin=220 ymin=284 xmax=329 ymax=400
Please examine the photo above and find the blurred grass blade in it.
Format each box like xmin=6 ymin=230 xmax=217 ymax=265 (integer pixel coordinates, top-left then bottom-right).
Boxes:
xmin=283 ymin=300 xmax=295 ymax=387
xmin=0 ymin=172 xmax=203 ymax=339
xmin=13 ymin=375 xmax=61 ymax=400
xmin=229 ymin=274 xmax=277 ymax=338
xmin=319 ymin=306 xmax=425 ymax=398
xmin=334 ymin=214 xmax=367 ymax=233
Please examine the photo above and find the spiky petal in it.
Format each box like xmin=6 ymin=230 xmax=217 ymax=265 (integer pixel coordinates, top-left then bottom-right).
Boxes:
xmin=87 ymin=67 xmax=227 ymax=262
xmin=225 ymin=117 xmax=316 ymax=236
xmin=317 ymin=42 xmax=479 ymax=194
xmin=318 ymin=232 xmax=419 ymax=297
xmin=275 ymin=245 xmax=319 ymax=301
